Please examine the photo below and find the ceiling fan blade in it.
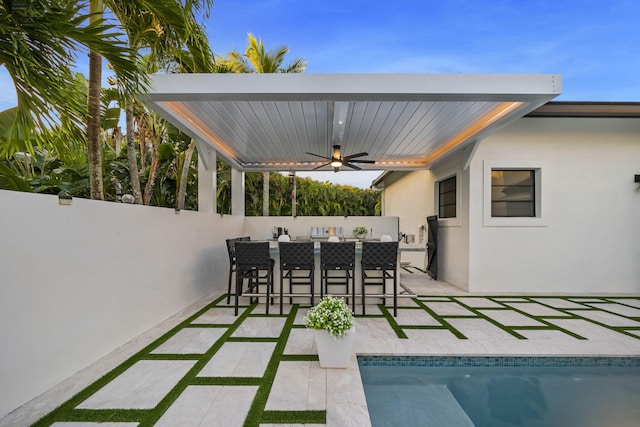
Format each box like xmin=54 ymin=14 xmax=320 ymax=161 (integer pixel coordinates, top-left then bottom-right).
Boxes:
xmin=312 ymin=162 xmax=330 ymax=171
xmin=344 ymin=163 xmax=362 ymax=170
xmin=349 ymin=159 xmax=376 ymax=164
xmin=343 ymin=152 xmax=369 ymax=160
xmin=306 ymin=152 xmax=332 ymax=161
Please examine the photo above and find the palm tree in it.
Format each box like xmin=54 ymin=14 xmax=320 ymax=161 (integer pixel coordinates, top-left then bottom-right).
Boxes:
xmin=223 ymin=33 xmax=306 ymax=216
xmin=86 ymin=0 xmax=214 ymax=199
xmin=0 ymin=0 xmax=141 ymax=160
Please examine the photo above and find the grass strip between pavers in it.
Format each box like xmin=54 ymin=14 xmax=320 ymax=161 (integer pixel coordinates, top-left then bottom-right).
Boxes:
xmin=262 ymin=410 xmax=326 ymax=424
xmin=31 ymin=294 xmax=231 ymax=426
xmin=414 ymin=299 xmax=468 ymax=339
xmin=452 ymin=299 xmax=528 ymax=340
xmin=496 ymin=300 xmax=587 ymax=340
xmin=31 ymin=293 xmax=640 ymax=426
xmin=280 ymin=354 xmax=320 ymax=362
xmin=137 ymin=304 xmax=258 ymax=427
xmin=527 ymin=297 xmax=640 ymax=340
xmin=379 ymin=304 xmax=408 ymax=339
xmin=242 ymin=304 xmax=327 ymax=427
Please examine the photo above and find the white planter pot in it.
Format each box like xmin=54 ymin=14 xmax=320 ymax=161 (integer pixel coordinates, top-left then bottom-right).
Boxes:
xmin=314 ymin=327 xmax=355 ymax=368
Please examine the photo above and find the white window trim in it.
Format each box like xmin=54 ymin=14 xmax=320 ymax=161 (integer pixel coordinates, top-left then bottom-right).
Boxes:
xmin=435 ymin=172 xmax=462 ymax=227
xmin=483 ymin=160 xmax=548 ymax=227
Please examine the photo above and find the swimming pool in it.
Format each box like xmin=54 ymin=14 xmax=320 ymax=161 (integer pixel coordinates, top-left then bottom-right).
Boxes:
xmin=358 ymin=356 xmax=640 ymax=427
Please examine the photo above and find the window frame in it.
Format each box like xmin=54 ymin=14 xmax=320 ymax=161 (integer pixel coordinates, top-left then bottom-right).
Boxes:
xmin=491 ymin=169 xmax=536 ymax=218
xmin=435 ymin=172 xmax=462 ymax=227
xmin=438 ymin=175 xmax=457 ymax=219
xmin=483 ymin=160 xmax=547 ymax=227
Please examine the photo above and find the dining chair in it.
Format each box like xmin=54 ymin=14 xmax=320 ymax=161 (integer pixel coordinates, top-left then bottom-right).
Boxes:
xmin=234 ymin=241 xmax=274 ymax=315
xmin=225 ymin=236 xmax=250 ymax=304
xmin=320 ymin=241 xmax=356 ymax=312
xmin=279 ymin=241 xmax=315 ymax=314
xmin=361 ymin=241 xmax=399 ymax=316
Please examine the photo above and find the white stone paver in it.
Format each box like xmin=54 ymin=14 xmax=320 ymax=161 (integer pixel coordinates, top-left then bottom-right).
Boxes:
xmin=447 ymin=318 xmax=521 ymax=341
xmin=151 ymin=328 xmax=226 ymax=354
xmin=609 ymin=299 xmax=640 ymax=309
xmin=192 ymin=307 xmax=243 ymax=324
xmin=585 ymin=303 xmax=640 ymax=318
xmin=503 ymin=302 xmax=570 ymax=317
xmin=531 ymin=298 xmax=587 ymax=309
xmin=454 ymin=297 xmax=504 ymax=308
xmin=567 ymin=309 xmax=640 ymax=327
xmin=51 ymin=424 xmax=139 ymax=427
xmin=394 ymin=308 xmax=441 ymax=326
xmin=154 ymin=385 xmax=257 ymax=427
xmin=477 ymin=309 xmax=544 ymax=327
xmin=77 ymin=360 xmax=195 ymax=409
xmin=421 ymin=301 xmax=475 ymax=316
xmin=266 ymin=361 xmax=326 ymax=410
xmin=6 ymin=280 xmax=640 ymax=427
xmin=232 ymin=317 xmax=286 ymax=338
xmin=198 ymin=342 xmax=276 ymax=377
xmin=283 ymin=328 xmax=315 ymax=355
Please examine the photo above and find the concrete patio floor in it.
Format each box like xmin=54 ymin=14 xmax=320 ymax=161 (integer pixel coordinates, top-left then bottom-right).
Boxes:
xmin=3 ymin=272 xmax=640 ymax=426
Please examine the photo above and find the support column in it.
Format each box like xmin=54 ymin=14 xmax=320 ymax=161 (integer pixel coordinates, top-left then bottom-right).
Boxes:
xmin=197 ymin=145 xmax=216 ymax=213
xmin=231 ymin=167 xmax=245 ymax=216
xmin=262 ymin=172 xmax=269 ymax=216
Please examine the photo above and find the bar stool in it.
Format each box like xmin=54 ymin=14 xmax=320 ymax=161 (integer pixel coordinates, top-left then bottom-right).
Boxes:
xmin=279 ymin=241 xmax=315 ymax=314
xmin=234 ymin=241 xmax=274 ymax=315
xmin=320 ymin=241 xmax=356 ymax=312
xmin=361 ymin=241 xmax=399 ymax=316
xmin=225 ymin=236 xmax=250 ymax=304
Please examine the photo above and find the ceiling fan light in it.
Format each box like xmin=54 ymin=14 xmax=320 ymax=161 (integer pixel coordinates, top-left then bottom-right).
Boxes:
xmin=330 ymin=160 xmax=343 ymax=168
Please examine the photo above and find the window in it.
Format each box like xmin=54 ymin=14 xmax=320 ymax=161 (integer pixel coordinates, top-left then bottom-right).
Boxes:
xmin=438 ymin=176 xmax=456 ymax=218
xmin=491 ymin=170 xmax=535 ymax=217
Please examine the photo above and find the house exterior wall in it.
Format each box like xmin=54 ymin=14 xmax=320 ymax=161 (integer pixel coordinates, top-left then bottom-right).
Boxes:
xmin=379 ymin=170 xmax=433 ymax=268
xmin=0 ymin=190 xmax=244 ymax=418
xmin=431 ymin=151 xmax=473 ymax=291
xmin=467 ymin=117 xmax=640 ymax=293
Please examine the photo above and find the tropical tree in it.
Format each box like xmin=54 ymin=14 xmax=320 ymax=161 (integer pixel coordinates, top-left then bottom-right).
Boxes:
xmin=86 ymin=0 xmax=214 ymax=200
xmin=0 ymin=0 xmax=141 ymax=159
xmin=222 ymin=33 xmax=306 ymax=216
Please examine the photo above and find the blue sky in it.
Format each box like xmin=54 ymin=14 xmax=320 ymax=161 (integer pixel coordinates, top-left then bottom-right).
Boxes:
xmin=1 ymin=0 xmax=638 ymax=188
xmin=205 ymin=0 xmax=640 ymax=186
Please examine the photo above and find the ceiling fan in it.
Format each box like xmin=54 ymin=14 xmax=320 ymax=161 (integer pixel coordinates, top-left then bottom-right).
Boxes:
xmin=306 ymin=145 xmax=375 ymax=172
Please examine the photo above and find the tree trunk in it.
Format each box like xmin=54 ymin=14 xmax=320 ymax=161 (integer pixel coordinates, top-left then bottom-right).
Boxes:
xmin=291 ymin=171 xmax=296 ymax=217
xmin=143 ymin=142 xmax=159 ymax=205
xmin=87 ymin=0 xmax=104 ymax=200
xmin=125 ymin=102 xmax=143 ymax=204
xmin=177 ymin=139 xmax=196 ymax=210
xmin=262 ymin=171 xmax=269 ymax=216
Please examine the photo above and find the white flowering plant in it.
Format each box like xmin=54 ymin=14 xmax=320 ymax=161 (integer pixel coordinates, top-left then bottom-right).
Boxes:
xmin=304 ymin=296 xmax=354 ymax=339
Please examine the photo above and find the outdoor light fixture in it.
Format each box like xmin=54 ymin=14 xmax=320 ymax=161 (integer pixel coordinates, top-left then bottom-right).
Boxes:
xmin=58 ymin=194 xmax=72 ymax=206
xmin=635 ymin=174 xmax=640 ymax=190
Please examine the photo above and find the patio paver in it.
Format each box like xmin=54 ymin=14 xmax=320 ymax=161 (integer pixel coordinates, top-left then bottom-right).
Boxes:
xmin=4 ymin=272 xmax=640 ymax=427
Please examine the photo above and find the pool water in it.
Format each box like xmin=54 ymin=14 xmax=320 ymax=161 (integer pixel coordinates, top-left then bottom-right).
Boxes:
xmin=359 ymin=361 xmax=640 ymax=427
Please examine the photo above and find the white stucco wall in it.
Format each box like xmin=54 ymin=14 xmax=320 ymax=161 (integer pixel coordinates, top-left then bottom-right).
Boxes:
xmin=0 ymin=190 xmax=244 ymax=418
xmin=431 ymin=152 xmax=472 ymax=291
xmin=468 ymin=117 xmax=640 ymax=293
xmin=378 ymin=171 xmax=433 ymax=267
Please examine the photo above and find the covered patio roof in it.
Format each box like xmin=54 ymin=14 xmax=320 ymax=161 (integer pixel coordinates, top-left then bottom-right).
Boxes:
xmin=141 ymin=73 xmax=561 ymax=172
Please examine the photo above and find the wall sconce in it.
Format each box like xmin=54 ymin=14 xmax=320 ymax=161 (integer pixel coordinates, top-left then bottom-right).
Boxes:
xmin=635 ymin=175 xmax=640 ymax=191
xmin=58 ymin=194 xmax=72 ymax=206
